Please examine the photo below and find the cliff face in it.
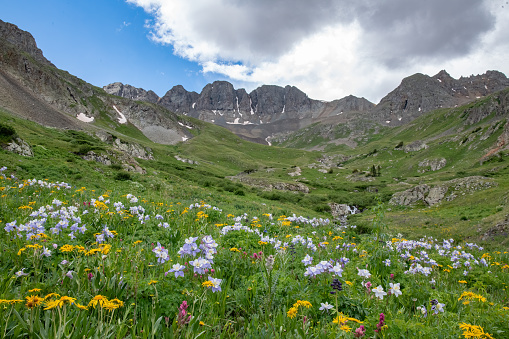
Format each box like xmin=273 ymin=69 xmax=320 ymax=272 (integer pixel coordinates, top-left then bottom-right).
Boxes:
xmin=0 ymin=19 xmax=54 ymax=67
xmin=103 ymin=82 xmax=159 ymax=104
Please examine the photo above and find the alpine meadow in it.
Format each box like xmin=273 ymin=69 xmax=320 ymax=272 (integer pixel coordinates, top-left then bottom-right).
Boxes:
xmin=0 ymin=11 xmax=509 ymax=339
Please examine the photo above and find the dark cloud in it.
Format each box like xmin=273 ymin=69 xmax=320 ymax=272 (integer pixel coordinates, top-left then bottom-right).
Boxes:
xmin=164 ymin=0 xmax=496 ymax=65
xmin=354 ymin=0 xmax=496 ymax=67
xmin=173 ymin=0 xmax=345 ymax=61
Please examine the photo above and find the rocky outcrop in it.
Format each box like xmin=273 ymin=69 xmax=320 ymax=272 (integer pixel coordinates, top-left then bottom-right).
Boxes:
xmin=390 ymin=184 xmax=430 ymax=206
xmin=2 ymin=137 xmax=33 ymax=156
xmin=82 ymin=150 xmax=147 ymax=174
xmin=174 ymin=155 xmax=199 ymax=165
xmin=288 ymin=167 xmax=302 ymax=177
xmin=418 ymin=158 xmax=446 ymax=173
xmin=424 ymin=185 xmax=448 ymax=205
xmin=227 ymin=175 xmax=309 ymax=193
xmin=0 ymin=19 xmax=54 ymax=67
xmin=113 ymin=139 xmax=153 ymax=160
xmin=104 ymin=83 xmax=159 ymax=104
xmin=403 ymin=141 xmax=428 ymax=152
xmin=82 ymin=151 xmax=112 ymax=166
xmin=390 ymin=176 xmax=497 ymax=206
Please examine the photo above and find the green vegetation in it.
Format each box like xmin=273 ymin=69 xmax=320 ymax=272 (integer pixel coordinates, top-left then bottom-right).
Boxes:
xmin=1 ymin=84 xmax=509 ymax=337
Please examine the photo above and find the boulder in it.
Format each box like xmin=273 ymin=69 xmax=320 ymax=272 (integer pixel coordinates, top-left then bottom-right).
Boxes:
xmin=403 ymin=141 xmax=428 ymax=152
xmin=3 ymin=137 xmax=33 ymax=157
xmin=418 ymin=158 xmax=447 ymax=173
xmin=424 ymin=185 xmax=448 ymax=206
xmin=389 ymin=184 xmax=430 ymax=206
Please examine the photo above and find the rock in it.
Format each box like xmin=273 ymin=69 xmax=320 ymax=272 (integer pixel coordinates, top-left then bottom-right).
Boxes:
xmin=403 ymin=141 xmax=428 ymax=152
xmin=113 ymin=139 xmax=153 ymax=160
xmin=0 ymin=19 xmax=54 ymax=67
xmin=227 ymin=175 xmax=309 ymax=193
xmin=389 ymin=184 xmax=430 ymax=206
xmin=174 ymin=155 xmax=198 ymax=165
xmin=390 ymin=176 xmax=497 ymax=206
xmin=329 ymin=203 xmax=358 ymax=218
xmin=95 ymin=131 xmax=114 ymax=143
xmin=272 ymin=182 xmax=310 ymax=194
xmin=424 ymin=185 xmax=448 ymax=206
xmin=82 ymin=151 xmax=111 ymax=166
xmin=418 ymin=158 xmax=447 ymax=172
xmin=481 ymin=215 xmax=509 ymax=241
xmin=104 ymin=82 xmax=159 ymax=104
xmin=3 ymin=137 xmax=33 ymax=156
xmin=288 ymin=167 xmax=301 ymax=177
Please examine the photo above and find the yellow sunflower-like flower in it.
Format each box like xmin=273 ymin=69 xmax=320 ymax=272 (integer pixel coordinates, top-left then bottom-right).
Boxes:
xmin=287 ymin=307 xmax=298 ymax=319
xmin=88 ymin=295 xmax=108 ymax=308
xmin=340 ymin=324 xmax=352 ymax=332
xmin=74 ymin=303 xmax=88 ymax=310
xmin=59 ymin=244 xmax=74 ymax=253
xmin=44 ymin=293 xmax=60 ymax=300
xmin=25 ymin=295 xmax=43 ymax=309
xmin=44 ymin=300 xmax=60 ymax=310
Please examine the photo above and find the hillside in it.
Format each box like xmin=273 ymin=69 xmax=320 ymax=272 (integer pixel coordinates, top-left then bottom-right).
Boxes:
xmin=1 ymin=18 xmax=509 ymax=249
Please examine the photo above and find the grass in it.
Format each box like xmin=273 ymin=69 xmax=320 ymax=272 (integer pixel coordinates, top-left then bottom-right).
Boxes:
xmin=0 ymin=167 xmax=507 ymax=338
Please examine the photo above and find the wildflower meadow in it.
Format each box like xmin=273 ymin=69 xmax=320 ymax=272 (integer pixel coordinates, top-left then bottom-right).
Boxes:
xmin=0 ymin=166 xmax=508 ymax=338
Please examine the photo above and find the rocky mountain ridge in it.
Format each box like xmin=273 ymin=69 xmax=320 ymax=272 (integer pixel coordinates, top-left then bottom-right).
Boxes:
xmin=371 ymin=70 xmax=509 ymax=126
xmin=105 ymin=70 xmax=509 ymax=144
xmin=105 ymin=81 xmax=375 ymax=143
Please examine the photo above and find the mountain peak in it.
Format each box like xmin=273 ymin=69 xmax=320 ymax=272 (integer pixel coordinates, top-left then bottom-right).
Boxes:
xmin=0 ymin=19 xmax=54 ymax=67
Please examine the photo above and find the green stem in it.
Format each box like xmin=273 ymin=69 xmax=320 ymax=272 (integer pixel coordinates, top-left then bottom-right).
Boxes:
xmin=3 ymin=305 xmax=14 ymax=337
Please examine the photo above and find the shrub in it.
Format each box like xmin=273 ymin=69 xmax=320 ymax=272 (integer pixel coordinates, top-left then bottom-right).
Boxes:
xmin=114 ymin=172 xmax=132 ymax=181
xmin=0 ymin=122 xmax=16 ymax=143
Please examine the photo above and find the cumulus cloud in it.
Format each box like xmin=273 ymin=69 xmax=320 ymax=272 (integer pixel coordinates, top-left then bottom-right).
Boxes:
xmin=127 ymin=0 xmax=508 ymax=102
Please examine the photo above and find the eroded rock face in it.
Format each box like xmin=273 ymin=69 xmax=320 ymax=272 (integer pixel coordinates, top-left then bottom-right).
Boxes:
xmin=0 ymin=19 xmax=54 ymax=67
xmin=3 ymin=137 xmax=33 ymax=157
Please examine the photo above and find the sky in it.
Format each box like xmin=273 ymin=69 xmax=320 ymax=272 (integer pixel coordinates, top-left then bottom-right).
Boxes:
xmin=2 ymin=0 xmax=509 ymax=103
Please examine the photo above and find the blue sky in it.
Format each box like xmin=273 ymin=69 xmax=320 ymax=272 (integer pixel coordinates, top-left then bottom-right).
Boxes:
xmin=2 ymin=0 xmax=509 ymax=102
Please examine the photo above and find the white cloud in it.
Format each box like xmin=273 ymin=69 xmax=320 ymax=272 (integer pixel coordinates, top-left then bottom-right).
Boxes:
xmin=127 ymin=0 xmax=509 ymax=103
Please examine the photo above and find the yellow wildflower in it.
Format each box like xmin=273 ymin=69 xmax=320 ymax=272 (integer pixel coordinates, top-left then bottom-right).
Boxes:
xmin=43 ymin=300 xmax=60 ymax=310
xmin=25 ymin=295 xmax=43 ymax=308
xmin=287 ymin=307 xmax=298 ymax=319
